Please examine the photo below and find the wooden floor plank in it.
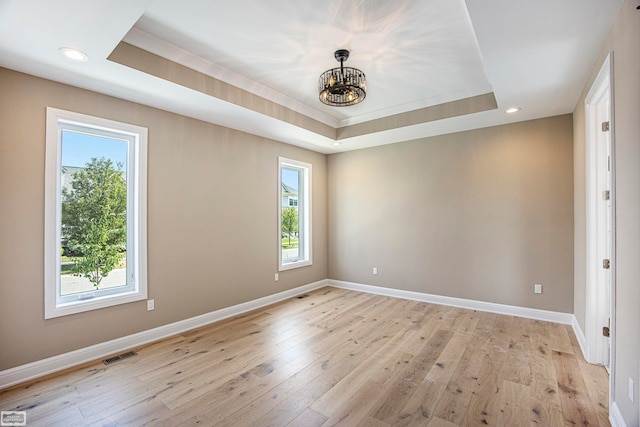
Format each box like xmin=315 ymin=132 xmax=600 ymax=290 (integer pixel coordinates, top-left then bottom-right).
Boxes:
xmin=528 ymin=319 xmax=565 ymax=426
xmin=319 ymin=379 xmax=385 ymax=426
xmin=430 ymin=345 xmax=485 ymax=424
xmin=457 ymin=346 xmax=504 ymax=426
xmin=426 ymin=417 xmax=458 ymax=427
xmin=82 ymin=398 xmax=171 ymax=427
xmin=309 ymin=319 xmax=407 ymax=416
xmin=566 ymin=327 xmax=611 ymax=426
xmin=495 ymin=380 xmax=531 ymax=426
xmin=552 ymin=350 xmax=602 ymax=426
xmin=0 ymin=287 xmax=609 ymax=426
xmin=215 ymin=315 xmax=407 ymax=427
xmin=355 ymin=416 xmax=391 ymax=427
xmin=371 ymin=329 xmax=454 ymax=424
xmin=548 ymin=322 xmax=575 ymax=354
xmin=287 ymin=407 xmax=327 ymax=426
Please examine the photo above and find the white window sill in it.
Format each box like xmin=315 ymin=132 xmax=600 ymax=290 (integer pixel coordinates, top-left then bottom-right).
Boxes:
xmin=279 ymin=259 xmax=312 ymax=271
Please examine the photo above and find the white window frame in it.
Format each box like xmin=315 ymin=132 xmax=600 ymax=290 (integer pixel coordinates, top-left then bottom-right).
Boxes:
xmin=278 ymin=157 xmax=312 ymax=271
xmin=44 ymin=107 xmax=148 ymax=319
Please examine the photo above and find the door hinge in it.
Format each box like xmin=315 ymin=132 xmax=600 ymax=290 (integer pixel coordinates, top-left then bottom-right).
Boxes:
xmin=603 ymin=326 xmax=610 ymax=337
xmin=602 ymin=121 xmax=610 ymax=132
xmin=603 ymin=190 xmax=610 ymax=200
xmin=603 ymin=259 xmax=611 ymax=269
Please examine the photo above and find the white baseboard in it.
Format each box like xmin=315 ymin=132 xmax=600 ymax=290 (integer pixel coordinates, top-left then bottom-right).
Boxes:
xmin=328 ymin=279 xmax=575 ymax=325
xmin=0 ymin=279 xmax=328 ymax=389
xmin=610 ymin=401 xmax=628 ymax=427
xmin=571 ymin=315 xmax=589 ymax=360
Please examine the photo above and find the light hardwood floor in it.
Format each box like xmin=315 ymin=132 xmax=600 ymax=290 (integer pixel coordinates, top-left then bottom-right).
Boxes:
xmin=0 ymin=287 xmax=609 ymax=426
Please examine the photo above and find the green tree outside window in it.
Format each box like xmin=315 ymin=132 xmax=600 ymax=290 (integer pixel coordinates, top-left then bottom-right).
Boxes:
xmin=62 ymin=157 xmax=127 ymax=289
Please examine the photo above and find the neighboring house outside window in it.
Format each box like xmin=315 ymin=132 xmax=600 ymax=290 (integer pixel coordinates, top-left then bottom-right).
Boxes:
xmin=281 ymin=182 xmax=298 ymax=209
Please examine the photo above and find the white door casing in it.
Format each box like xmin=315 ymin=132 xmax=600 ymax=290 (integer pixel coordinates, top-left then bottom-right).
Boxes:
xmin=584 ymin=52 xmax=615 ymax=394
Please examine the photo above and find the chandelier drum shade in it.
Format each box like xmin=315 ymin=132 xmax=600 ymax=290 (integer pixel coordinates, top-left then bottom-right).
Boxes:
xmin=319 ymin=49 xmax=366 ymax=107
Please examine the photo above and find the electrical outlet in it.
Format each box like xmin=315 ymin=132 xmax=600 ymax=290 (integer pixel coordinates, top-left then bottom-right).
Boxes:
xmin=147 ymin=299 xmax=154 ymax=311
xmin=373 ymin=267 xmax=378 ymax=275
xmin=274 ymin=273 xmax=279 ymax=281
xmin=630 ymin=377 xmax=634 ymax=402
xmin=534 ymin=284 xmax=542 ymax=294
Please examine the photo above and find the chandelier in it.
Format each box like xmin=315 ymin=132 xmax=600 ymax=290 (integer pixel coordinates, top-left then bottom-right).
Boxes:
xmin=319 ymin=49 xmax=366 ymax=107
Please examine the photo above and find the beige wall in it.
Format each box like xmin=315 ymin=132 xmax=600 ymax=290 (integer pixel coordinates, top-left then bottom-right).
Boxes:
xmin=573 ymin=1 xmax=640 ymax=424
xmin=572 ymin=91 xmax=588 ymax=336
xmin=0 ymin=68 xmax=328 ymax=370
xmin=328 ymin=115 xmax=574 ymax=313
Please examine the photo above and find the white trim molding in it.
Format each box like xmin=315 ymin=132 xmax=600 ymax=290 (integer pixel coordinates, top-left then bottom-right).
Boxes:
xmin=0 ymin=279 xmax=328 ymax=389
xmin=609 ymin=401 xmax=628 ymax=427
xmin=571 ymin=316 xmax=588 ymax=359
xmin=328 ymin=279 xmax=575 ymax=325
xmin=278 ymin=157 xmax=312 ymax=271
xmin=584 ymin=52 xmax=615 ymax=366
xmin=44 ymin=107 xmax=149 ymax=318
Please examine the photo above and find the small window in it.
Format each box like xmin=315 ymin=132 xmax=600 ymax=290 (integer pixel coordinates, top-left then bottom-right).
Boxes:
xmin=44 ymin=108 xmax=147 ymax=318
xmin=279 ymin=157 xmax=312 ymax=270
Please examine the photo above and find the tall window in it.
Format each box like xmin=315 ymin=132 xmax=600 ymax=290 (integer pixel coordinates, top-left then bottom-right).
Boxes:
xmin=279 ymin=157 xmax=312 ymax=270
xmin=44 ymin=108 xmax=147 ymax=318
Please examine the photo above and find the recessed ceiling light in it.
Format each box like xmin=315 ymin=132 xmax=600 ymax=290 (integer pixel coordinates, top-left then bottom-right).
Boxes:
xmin=59 ymin=47 xmax=88 ymax=62
xmin=505 ymin=106 xmax=521 ymax=114
xmin=332 ymin=142 xmax=342 ymax=146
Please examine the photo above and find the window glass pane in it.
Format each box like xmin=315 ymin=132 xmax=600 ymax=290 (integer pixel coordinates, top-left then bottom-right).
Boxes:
xmin=59 ymin=130 xmax=128 ymax=296
xmin=281 ymin=167 xmax=301 ymax=262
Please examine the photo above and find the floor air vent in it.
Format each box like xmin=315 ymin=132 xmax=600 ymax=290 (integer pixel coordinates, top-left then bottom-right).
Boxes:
xmin=103 ymin=351 xmax=138 ymax=365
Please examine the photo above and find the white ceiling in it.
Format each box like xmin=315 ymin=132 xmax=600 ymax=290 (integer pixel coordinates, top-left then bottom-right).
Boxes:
xmin=128 ymin=0 xmax=492 ymax=127
xmin=0 ymin=0 xmax=623 ymax=154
